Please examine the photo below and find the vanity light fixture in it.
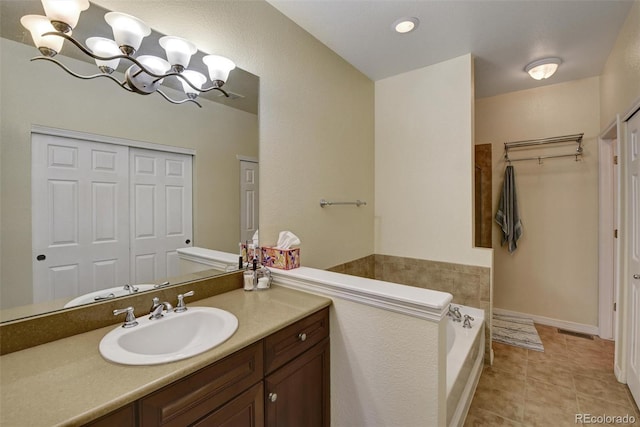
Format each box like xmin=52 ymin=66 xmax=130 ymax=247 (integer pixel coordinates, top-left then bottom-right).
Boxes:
xmin=393 ymin=17 xmax=420 ymax=34
xmin=19 ymin=0 xmax=236 ymax=107
xmin=525 ymin=57 xmax=562 ymax=80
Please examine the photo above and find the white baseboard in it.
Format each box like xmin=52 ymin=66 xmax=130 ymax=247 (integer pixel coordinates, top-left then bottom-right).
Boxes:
xmin=493 ymin=307 xmax=599 ymax=336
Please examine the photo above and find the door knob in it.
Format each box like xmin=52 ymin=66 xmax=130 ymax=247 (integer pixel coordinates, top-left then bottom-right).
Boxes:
xmin=634 ymin=274 xmax=640 ymax=280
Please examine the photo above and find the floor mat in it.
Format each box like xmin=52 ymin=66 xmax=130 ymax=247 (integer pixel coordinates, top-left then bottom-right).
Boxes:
xmin=492 ymin=313 xmax=544 ymax=352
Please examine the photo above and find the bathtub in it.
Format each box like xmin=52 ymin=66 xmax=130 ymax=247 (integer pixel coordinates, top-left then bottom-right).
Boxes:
xmin=446 ymin=304 xmax=485 ymax=427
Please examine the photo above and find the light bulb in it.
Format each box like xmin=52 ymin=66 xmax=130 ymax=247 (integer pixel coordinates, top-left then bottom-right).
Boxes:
xmin=179 ymin=70 xmax=207 ymax=98
xmin=104 ymin=12 xmax=151 ymax=55
xmin=525 ymin=58 xmax=562 ymax=80
xmin=202 ymin=55 xmax=235 ymax=86
xmin=40 ymin=0 xmax=89 ymax=33
xmin=86 ymin=37 xmax=121 ymax=74
xmin=20 ymin=15 xmax=65 ymax=56
xmin=159 ymin=36 xmax=197 ymax=72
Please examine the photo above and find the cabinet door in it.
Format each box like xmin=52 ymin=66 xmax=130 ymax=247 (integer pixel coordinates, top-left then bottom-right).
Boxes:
xmin=264 ymin=339 xmax=329 ymax=427
xmin=192 ymin=382 xmax=264 ymax=427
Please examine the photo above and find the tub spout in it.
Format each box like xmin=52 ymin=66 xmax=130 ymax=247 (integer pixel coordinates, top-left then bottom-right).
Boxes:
xmin=448 ymin=305 xmax=462 ymax=322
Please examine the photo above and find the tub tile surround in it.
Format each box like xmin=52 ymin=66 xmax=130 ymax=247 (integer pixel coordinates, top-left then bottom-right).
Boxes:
xmin=464 ymin=324 xmax=640 ymax=427
xmin=329 ymin=254 xmax=492 ymax=357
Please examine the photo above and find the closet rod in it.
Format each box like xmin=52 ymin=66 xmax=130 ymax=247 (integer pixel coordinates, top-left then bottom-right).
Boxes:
xmin=504 ymin=133 xmax=583 ymax=149
xmin=319 ymin=199 xmax=367 ymax=208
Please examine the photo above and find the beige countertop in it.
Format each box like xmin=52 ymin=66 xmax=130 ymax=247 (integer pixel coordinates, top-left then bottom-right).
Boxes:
xmin=0 ymin=286 xmax=331 ymax=427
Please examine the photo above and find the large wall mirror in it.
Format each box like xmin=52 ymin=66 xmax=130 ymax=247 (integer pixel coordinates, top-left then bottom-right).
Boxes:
xmin=0 ymin=1 xmax=259 ymax=322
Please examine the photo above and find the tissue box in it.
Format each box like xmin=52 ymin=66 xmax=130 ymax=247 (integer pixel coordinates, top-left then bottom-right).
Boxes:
xmin=260 ymin=246 xmax=300 ymax=270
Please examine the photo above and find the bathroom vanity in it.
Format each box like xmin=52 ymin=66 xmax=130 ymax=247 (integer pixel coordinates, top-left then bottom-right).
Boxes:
xmin=0 ymin=287 xmax=331 ymax=426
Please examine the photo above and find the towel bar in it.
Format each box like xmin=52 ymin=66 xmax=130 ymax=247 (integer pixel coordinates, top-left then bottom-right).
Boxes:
xmin=319 ymin=199 xmax=366 ymax=208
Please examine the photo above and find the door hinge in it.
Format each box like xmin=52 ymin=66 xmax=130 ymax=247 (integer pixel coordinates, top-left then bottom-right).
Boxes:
xmin=614 ymin=155 xmax=618 ymax=165
xmin=614 ymin=229 xmax=618 ymax=239
xmin=614 ymin=302 xmax=617 ymax=311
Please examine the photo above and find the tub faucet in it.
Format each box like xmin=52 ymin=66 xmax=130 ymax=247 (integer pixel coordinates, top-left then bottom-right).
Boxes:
xmin=448 ymin=305 xmax=462 ymax=322
xmin=123 ymin=283 xmax=139 ymax=294
xmin=463 ymin=314 xmax=475 ymax=329
xmin=149 ymin=297 xmax=173 ymax=320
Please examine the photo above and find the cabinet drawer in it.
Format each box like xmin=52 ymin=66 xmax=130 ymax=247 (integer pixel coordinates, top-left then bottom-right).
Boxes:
xmin=264 ymin=308 xmax=329 ymax=374
xmin=83 ymin=403 xmax=136 ymax=427
xmin=192 ymin=382 xmax=264 ymax=427
xmin=139 ymin=341 xmax=263 ymax=427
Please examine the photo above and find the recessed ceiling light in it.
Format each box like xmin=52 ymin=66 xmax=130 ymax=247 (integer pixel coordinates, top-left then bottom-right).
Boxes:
xmin=525 ymin=57 xmax=562 ymax=80
xmin=393 ymin=17 xmax=419 ymax=34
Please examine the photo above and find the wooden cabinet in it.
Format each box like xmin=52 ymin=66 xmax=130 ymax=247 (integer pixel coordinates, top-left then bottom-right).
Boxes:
xmin=265 ymin=338 xmax=330 ymax=427
xmin=81 ymin=307 xmax=329 ymax=427
xmin=264 ymin=308 xmax=330 ymax=427
xmin=264 ymin=308 xmax=330 ymax=375
xmin=83 ymin=403 xmax=136 ymax=427
xmin=192 ymin=382 xmax=264 ymax=427
xmin=139 ymin=342 xmax=263 ymax=426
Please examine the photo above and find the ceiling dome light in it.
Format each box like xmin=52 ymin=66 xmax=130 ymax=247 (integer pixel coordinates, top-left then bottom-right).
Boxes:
xmin=525 ymin=57 xmax=562 ymax=80
xmin=393 ymin=17 xmax=419 ymax=34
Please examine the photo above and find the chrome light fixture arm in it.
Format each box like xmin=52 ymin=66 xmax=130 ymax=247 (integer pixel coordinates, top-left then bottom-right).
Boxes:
xmin=156 ymin=88 xmax=202 ymax=108
xmin=37 ymin=31 xmax=226 ymax=105
xmin=31 ymin=56 xmax=132 ymax=92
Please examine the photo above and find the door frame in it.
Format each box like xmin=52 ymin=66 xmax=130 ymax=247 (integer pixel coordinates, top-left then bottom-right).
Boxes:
xmin=598 ymin=116 xmax=621 ymax=341
xmin=623 ymin=104 xmax=640 ymax=403
xmin=32 ymin=125 xmax=196 ymax=157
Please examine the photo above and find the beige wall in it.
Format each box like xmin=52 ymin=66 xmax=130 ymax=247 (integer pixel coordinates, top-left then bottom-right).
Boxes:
xmin=0 ymin=38 xmax=258 ymax=308
xmin=375 ymin=54 xmax=492 ymax=268
xmin=94 ymin=0 xmax=376 ymax=270
xmin=600 ymin=0 xmax=640 ymax=128
xmin=476 ymin=77 xmax=600 ymax=327
xmin=329 ymin=297 xmax=445 ymax=426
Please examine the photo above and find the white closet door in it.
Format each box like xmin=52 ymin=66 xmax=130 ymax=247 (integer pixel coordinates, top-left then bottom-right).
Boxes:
xmin=627 ymin=110 xmax=640 ymax=407
xmin=130 ymin=148 xmax=193 ymax=284
xmin=240 ymin=160 xmax=259 ymax=242
xmin=32 ymin=134 xmax=129 ymax=303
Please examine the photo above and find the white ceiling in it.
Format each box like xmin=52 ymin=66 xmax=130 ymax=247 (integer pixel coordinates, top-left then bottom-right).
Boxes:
xmin=267 ymin=0 xmax=635 ymax=98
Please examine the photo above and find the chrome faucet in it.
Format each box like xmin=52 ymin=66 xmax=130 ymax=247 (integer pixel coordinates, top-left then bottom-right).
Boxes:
xmin=174 ymin=291 xmax=194 ymax=313
xmin=149 ymin=297 xmax=173 ymax=320
xmin=448 ymin=305 xmax=462 ymax=322
xmin=463 ymin=314 xmax=475 ymax=329
xmin=123 ymin=283 xmax=139 ymax=294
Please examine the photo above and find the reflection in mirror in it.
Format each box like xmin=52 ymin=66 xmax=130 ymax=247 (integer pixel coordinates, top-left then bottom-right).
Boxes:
xmin=0 ymin=1 xmax=259 ymax=322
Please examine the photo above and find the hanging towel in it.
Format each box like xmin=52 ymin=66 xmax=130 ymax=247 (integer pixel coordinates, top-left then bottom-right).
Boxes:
xmin=495 ymin=165 xmax=523 ymax=253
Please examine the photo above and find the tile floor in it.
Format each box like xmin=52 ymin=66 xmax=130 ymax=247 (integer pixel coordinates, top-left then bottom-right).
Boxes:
xmin=464 ymin=324 xmax=640 ymax=426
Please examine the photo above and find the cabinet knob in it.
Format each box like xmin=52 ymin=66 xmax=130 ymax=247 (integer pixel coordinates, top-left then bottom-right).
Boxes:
xmin=634 ymin=274 xmax=640 ymax=280
xmin=268 ymin=392 xmax=278 ymax=403
xmin=298 ymin=333 xmax=307 ymax=342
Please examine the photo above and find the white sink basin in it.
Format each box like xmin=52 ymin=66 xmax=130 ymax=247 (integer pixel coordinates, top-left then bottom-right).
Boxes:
xmin=64 ymin=284 xmax=156 ymax=308
xmin=99 ymin=307 xmax=238 ymax=365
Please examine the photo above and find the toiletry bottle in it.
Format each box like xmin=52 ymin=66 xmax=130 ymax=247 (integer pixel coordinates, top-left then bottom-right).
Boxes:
xmin=251 ymin=256 xmax=258 ymax=289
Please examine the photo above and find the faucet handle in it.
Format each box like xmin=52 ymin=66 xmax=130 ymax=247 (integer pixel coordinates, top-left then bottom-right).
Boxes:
xmin=174 ymin=291 xmax=195 ymax=313
xmin=113 ymin=306 xmax=138 ymax=328
xmin=464 ymin=314 xmax=474 ymax=321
